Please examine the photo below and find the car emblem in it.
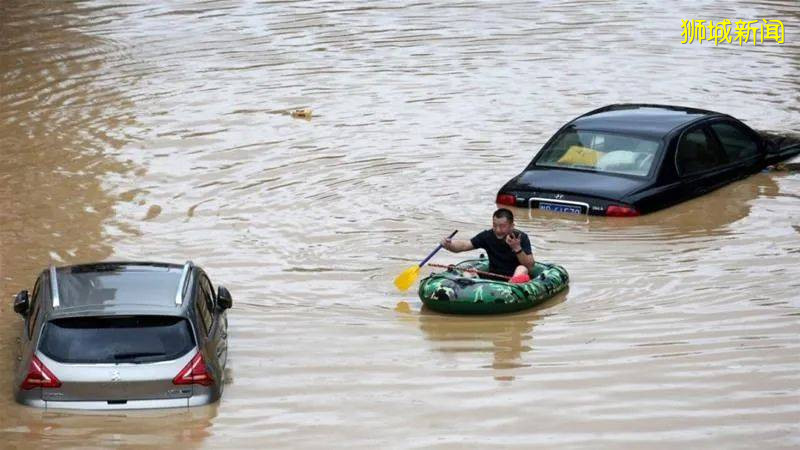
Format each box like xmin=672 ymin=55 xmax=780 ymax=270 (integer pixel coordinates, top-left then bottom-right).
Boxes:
xmin=554 ymin=194 xmax=565 ymax=199
xmin=110 ymin=369 xmax=121 ymax=382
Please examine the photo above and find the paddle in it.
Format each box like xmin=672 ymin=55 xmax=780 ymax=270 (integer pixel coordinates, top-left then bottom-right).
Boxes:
xmin=394 ymin=230 xmax=458 ymax=291
xmin=427 ymin=263 xmax=511 ymax=280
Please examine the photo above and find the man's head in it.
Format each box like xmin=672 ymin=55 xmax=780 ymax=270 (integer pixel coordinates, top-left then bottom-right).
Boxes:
xmin=492 ymin=208 xmax=515 ymax=239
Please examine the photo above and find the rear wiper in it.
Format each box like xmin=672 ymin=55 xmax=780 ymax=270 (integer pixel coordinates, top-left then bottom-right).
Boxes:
xmin=113 ymin=352 xmax=166 ymax=362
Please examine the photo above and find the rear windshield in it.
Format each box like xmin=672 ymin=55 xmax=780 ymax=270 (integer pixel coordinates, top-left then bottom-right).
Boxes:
xmin=536 ymin=128 xmax=660 ymax=176
xmin=39 ymin=316 xmax=195 ymax=364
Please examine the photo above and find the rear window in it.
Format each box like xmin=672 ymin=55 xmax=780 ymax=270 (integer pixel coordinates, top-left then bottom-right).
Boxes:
xmin=39 ymin=316 xmax=195 ymax=364
xmin=536 ymin=128 xmax=660 ymax=176
xmin=710 ymin=122 xmax=759 ymax=162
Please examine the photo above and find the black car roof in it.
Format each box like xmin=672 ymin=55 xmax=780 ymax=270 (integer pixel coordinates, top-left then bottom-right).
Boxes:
xmin=571 ymin=104 xmax=726 ymax=138
xmin=62 ymin=261 xmax=184 ymax=272
xmin=47 ymin=261 xmax=189 ymax=313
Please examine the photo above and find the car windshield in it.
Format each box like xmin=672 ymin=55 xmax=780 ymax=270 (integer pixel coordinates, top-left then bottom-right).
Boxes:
xmin=39 ymin=316 xmax=195 ymax=364
xmin=535 ymin=128 xmax=660 ymax=176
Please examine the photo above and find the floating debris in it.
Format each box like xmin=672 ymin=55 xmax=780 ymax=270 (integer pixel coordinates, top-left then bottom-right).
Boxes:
xmin=291 ymin=108 xmax=312 ymax=120
xmin=143 ymin=204 xmax=162 ymax=221
xmin=766 ymin=161 xmax=800 ymax=172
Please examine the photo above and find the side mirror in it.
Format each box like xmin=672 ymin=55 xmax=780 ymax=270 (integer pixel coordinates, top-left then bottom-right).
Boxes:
xmin=217 ymin=286 xmax=232 ymax=310
xmin=13 ymin=290 xmax=29 ymax=316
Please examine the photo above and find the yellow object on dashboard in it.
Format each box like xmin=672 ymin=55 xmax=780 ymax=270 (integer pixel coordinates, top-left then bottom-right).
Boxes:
xmin=557 ymin=145 xmax=606 ymax=166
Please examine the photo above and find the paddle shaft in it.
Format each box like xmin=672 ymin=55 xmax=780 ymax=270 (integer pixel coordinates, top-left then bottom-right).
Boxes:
xmin=428 ymin=263 xmax=511 ymax=280
xmin=418 ymin=230 xmax=458 ymax=267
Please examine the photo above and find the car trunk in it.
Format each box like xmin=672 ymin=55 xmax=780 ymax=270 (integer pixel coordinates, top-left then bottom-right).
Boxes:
xmin=760 ymin=131 xmax=800 ymax=165
xmin=508 ymin=167 xmax=650 ymax=201
xmin=35 ymin=315 xmax=197 ymax=403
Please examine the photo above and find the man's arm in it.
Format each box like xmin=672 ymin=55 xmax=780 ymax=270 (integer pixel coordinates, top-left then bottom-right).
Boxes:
xmin=441 ymin=238 xmax=475 ymax=253
xmin=515 ymin=250 xmax=534 ymax=271
xmin=506 ymin=231 xmax=534 ymax=271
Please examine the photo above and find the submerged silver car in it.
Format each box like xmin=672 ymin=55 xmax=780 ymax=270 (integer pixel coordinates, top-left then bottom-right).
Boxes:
xmin=12 ymin=261 xmax=231 ymax=410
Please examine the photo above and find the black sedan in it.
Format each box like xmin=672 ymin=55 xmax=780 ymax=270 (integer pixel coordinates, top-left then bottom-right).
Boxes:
xmin=496 ymin=104 xmax=800 ymax=216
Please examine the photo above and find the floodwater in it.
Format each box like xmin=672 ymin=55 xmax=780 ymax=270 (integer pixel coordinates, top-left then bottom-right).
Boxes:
xmin=1 ymin=0 xmax=799 ymax=448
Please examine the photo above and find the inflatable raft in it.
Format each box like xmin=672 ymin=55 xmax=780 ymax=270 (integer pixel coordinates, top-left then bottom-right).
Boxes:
xmin=418 ymin=259 xmax=569 ymax=314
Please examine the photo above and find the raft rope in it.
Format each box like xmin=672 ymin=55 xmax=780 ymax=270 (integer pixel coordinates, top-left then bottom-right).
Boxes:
xmin=428 ymin=263 xmax=511 ymax=280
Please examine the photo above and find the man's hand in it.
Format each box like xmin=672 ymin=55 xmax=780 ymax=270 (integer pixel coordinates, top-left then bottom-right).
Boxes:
xmin=440 ymin=237 xmax=453 ymax=251
xmin=505 ymin=231 xmax=522 ymax=253
xmin=440 ymin=236 xmax=474 ymax=253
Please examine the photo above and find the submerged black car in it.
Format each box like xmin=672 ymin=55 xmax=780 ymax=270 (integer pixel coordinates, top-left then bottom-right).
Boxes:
xmin=497 ymin=104 xmax=800 ymax=216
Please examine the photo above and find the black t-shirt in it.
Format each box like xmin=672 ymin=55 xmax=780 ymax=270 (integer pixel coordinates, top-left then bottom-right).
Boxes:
xmin=470 ymin=229 xmax=533 ymax=277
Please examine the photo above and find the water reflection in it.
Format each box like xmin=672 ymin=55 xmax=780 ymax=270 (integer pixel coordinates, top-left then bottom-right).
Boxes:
xmin=0 ymin=0 xmax=137 ymax=278
xmin=0 ymin=405 xmax=216 ymax=447
xmin=416 ymin=293 xmax=567 ymax=382
xmin=517 ymin=172 xmax=781 ymax=239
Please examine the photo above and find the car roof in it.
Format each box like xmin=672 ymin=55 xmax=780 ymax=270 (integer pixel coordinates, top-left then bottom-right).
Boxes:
xmin=44 ymin=261 xmax=193 ymax=318
xmin=571 ymin=104 xmax=727 ymax=138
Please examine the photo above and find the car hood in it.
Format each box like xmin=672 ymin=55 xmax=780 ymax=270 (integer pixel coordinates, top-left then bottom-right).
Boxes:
xmin=504 ymin=167 xmax=650 ymax=201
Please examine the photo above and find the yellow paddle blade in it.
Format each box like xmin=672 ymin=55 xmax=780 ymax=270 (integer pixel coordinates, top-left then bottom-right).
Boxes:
xmin=394 ymin=265 xmax=420 ymax=291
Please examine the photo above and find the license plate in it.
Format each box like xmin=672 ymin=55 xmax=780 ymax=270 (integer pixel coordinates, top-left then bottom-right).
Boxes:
xmin=538 ymin=202 xmax=582 ymax=214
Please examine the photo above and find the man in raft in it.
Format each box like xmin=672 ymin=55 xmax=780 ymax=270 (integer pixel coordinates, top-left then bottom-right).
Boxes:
xmin=440 ymin=208 xmax=533 ymax=283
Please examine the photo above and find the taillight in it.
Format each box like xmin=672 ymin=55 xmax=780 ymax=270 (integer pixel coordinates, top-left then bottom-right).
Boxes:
xmin=496 ymin=193 xmax=516 ymax=206
xmin=20 ymin=355 xmax=62 ymax=390
xmin=173 ymin=352 xmax=214 ymax=387
xmin=606 ymin=205 xmax=640 ymax=217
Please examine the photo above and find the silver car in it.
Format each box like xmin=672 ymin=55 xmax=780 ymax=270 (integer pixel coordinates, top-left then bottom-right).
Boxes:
xmin=12 ymin=261 xmax=231 ymax=410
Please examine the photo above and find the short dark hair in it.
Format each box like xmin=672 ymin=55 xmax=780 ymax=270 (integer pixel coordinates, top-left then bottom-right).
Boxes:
xmin=493 ymin=208 xmax=514 ymax=222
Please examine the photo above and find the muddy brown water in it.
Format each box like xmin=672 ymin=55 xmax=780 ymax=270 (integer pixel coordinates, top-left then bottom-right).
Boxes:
xmin=1 ymin=1 xmax=799 ymax=448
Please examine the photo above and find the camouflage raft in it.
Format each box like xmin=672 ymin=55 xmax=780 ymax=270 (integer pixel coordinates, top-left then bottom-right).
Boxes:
xmin=418 ymin=259 xmax=569 ymax=314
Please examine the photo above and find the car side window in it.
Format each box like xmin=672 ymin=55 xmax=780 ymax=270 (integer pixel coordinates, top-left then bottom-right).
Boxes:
xmin=710 ymin=122 xmax=759 ymax=162
xmin=200 ymin=276 xmax=215 ymax=313
xmin=195 ymin=277 xmax=213 ymax=335
xmin=27 ymin=276 xmax=43 ymax=339
xmin=676 ymin=128 xmax=723 ymax=176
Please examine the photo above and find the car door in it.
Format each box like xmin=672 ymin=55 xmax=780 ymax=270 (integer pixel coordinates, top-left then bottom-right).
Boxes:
xmin=707 ymin=120 xmax=762 ymax=178
xmin=195 ymin=272 xmax=227 ymax=380
xmin=675 ymin=124 xmax=730 ymax=199
xmin=15 ymin=273 xmax=45 ymax=384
